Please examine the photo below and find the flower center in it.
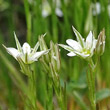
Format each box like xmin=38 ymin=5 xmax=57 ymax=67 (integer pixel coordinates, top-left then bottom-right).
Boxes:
xmin=82 ymin=48 xmax=90 ymax=55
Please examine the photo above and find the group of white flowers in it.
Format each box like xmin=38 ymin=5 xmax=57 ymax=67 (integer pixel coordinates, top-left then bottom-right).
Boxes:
xmin=41 ymin=0 xmax=69 ymax=17
xmin=3 ymin=26 xmax=105 ymax=64
xmin=41 ymin=0 xmax=110 ymax=18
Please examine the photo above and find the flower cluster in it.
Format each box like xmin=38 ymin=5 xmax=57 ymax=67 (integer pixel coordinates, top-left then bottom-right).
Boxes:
xmin=3 ymin=33 xmax=48 ymax=64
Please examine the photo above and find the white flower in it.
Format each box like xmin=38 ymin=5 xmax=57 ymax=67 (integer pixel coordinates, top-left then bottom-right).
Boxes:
xmin=59 ymin=26 xmax=97 ymax=59
xmin=92 ymin=2 xmax=101 ymax=16
xmin=55 ymin=7 xmax=63 ymax=17
xmin=42 ymin=0 xmax=63 ymax=17
xmin=42 ymin=0 xmax=51 ymax=17
xmin=3 ymin=33 xmax=48 ymax=64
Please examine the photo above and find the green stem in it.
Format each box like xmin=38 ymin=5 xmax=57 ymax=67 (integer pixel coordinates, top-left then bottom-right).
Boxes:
xmin=54 ymin=82 xmax=66 ymax=110
xmin=46 ymin=76 xmax=53 ymax=110
xmin=58 ymin=89 xmax=65 ymax=110
xmin=87 ymin=59 xmax=96 ymax=110
xmin=25 ymin=66 xmax=37 ymax=110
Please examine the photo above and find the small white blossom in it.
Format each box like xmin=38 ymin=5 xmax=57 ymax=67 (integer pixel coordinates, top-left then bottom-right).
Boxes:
xmin=42 ymin=0 xmax=63 ymax=17
xmin=59 ymin=26 xmax=97 ymax=59
xmin=92 ymin=2 xmax=101 ymax=16
xmin=3 ymin=33 xmax=48 ymax=64
xmin=55 ymin=8 xmax=63 ymax=17
xmin=42 ymin=0 xmax=51 ymax=17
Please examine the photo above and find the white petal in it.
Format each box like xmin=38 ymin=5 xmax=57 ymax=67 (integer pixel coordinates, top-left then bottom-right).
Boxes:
xmin=90 ymin=39 xmax=97 ymax=53
xmin=75 ymin=51 xmax=90 ymax=59
xmin=6 ymin=47 xmax=20 ymax=59
xmin=96 ymin=2 xmax=101 ymax=15
xmin=55 ymin=8 xmax=63 ymax=17
xmin=66 ymin=39 xmax=82 ymax=51
xmin=67 ymin=52 xmax=76 ymax=57
xmin=58 ymin=44 xmax=74 ymax=52
xmin=93 ymin=39 xmax=97 ymax=49
xmin=19 ymin=53 xmax=37 ymax=64
xmin=32 ymin=50 xmax=48 ymax=60
xmin=92 ymin=2 xmax=101 ymax=16
xmin=42 ymin=10 xmax=50 ymax=17
xmin=42 ymin=1 xmax=51 ymax=17
xmin=22 ymin=42 xmax=31 ymax=54
xmin=27 ymin=57 xmax=38 ymax=64
xmin=86 ymin=31 xmax=93 ymax=49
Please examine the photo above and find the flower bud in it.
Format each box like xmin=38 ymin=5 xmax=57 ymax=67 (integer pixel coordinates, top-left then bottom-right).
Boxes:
xmin=50 ymin=41 xmax=61 ymax=73
xmin=95 ymin=29 xmax=105 ymax=56
xmin=38 ymin=34 xmax=50 ymax=63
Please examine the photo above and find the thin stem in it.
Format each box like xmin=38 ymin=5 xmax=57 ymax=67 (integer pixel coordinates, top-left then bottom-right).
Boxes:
xmin=87 ymin=59 xmax=96 ymax=110
xmin=21 ymin=65 xmax=37 ymax=110
xmin=28 ymin=66 xmax=37 ymax=110
xmin=54 ymin=81 xmax=66 ymax=110
xmin=46 ymin=76 xmax=53 ymax=110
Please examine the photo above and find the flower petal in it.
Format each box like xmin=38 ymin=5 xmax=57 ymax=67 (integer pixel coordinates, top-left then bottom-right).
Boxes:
xmin=66 ymin=39 xmax=82 ymax=51
xmin=32 ymin=50 xmax=49 ymax=60
xmin=75 ymin=51 xmax=90 ymax=59
xmin=58 ymin=44 xmax=74 ymax=52
xmin=27 ymin=57 xmax=38 ymax=64
xmin=55 ymin=8 xmax=63 ymax=17
xmin=5 ymin=47 xmax=20 ymax=59
xmin=86 ymin=31 xmax=93 ymax=49
xmin=90 ymin=38 xmax=97 ymax=53
xmin=42 ymin=1 xmax=51 ymax=17
xmin=22 ymin=42 xmax=31 ymax=54
xmin=67 ymin=52 xmax=76 ymax=57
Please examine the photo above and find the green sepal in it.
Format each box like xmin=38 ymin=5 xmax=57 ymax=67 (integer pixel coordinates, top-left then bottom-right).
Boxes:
xmin=14 ymin=32 xmax=22 ymax=52
xmin=31 ymin=42 xmax=39 ymax=55
xmin=17 ymin=57 xmax=31 ymax=77
xmin=72 ymin=26 xmax=84 ymax=47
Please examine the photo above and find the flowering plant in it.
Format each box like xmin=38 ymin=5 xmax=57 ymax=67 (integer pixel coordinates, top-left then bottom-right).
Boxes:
xmin=59 ymin=26 xmax=97 ymax=59
xmin=3 ymin=33 xmax=48 ymax=64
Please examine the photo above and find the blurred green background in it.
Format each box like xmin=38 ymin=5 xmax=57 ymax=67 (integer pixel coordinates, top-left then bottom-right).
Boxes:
xmin=0 ymin=0 xmax=110 ymax=110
